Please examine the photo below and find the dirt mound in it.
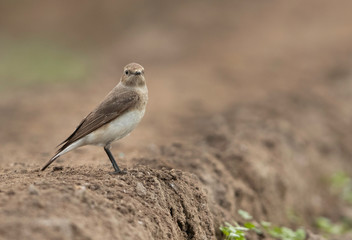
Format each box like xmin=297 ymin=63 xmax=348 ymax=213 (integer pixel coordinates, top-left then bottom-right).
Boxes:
xmin=0 ymin=166 xmax=214 ymax=240
xmin=135 ymin=88 xmax=352 ymax=239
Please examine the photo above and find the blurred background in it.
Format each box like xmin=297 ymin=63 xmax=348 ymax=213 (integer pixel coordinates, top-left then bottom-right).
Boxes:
xmin=1 ymin=0 xmax=352 ymax=174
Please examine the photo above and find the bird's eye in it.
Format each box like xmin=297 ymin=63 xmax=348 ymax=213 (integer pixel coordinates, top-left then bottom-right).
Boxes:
xmin=125 ymin=70 xmax=129 ymax=75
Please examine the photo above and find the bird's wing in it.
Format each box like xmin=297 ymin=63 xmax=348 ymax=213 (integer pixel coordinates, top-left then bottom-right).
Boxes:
xmin=57 ymin=89 xmax=140 ymax=152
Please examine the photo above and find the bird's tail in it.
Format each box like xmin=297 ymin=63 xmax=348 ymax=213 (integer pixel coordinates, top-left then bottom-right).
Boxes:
xmin=41 ymin=139 xmax=84 ymax=171
xmin=41 ymin=152 xmax=61 ymax=171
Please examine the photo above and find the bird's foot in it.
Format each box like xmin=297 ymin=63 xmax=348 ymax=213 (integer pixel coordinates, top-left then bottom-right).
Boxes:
xmin=109 ymin=168 xmax=127 ymax=175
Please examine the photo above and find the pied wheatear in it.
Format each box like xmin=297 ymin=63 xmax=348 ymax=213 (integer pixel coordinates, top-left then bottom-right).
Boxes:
xmin=41 ymin=63 xmax=148 ymax=174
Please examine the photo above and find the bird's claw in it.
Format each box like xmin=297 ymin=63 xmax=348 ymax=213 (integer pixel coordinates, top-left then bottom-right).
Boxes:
xmin=109 ymin=169 xmax=127 ymax=175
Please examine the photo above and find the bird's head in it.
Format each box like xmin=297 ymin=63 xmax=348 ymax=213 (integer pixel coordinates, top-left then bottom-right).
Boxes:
xmin=120 ymin=63 xmax=145 ymax=87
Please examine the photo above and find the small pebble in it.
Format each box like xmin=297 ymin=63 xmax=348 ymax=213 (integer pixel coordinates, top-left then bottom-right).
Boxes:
xmin=136 ymin=182 xmax=147 ymax=196
xmin=75 ymin=186 xmax=87 ymax=199
xmin=136 ymin=172 xmax=144 ymax=178
xmin=28 ymin=184 xmax=39 ymax=195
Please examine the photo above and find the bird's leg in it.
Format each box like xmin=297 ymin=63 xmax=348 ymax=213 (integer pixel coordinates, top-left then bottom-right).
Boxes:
xmin=104 ymin=145 xmax=122 ymax=174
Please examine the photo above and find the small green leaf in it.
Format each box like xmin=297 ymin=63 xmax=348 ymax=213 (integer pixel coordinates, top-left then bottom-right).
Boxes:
xmin=243 ymin=222 xmax=256 ymax=229
xmin=260 ymin=221 xmax=272 ymax=228
xmin=238 ymin=209 xmax=253 ymax=220
xmin=294 ymin=229 xmax=306 ymax=240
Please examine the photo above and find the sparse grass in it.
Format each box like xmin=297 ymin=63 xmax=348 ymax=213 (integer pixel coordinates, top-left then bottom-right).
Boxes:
xmin=220 ymin=210 xmax=305 ymax=240
xmin=0 ymin=38 xmax=90 ymax=90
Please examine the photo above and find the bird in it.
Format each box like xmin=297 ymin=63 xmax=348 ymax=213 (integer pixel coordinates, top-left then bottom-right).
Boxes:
xmin=41 ymin=63 xmax=148 ymax=174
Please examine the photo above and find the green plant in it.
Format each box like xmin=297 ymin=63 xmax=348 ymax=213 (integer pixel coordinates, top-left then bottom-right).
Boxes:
xmin=237 ymin=209 xmax=262 ymax=234
xmin=238 ymin=209 xmax=252 ymax=220
xmin=220 ymin=222 xmax=248 ymax=240
xmin=315 ymin=217 xmax=347 ymax=235
xmin=220 ymin=210 xmax=306 ymax=240
xmin=261 ymin=221 xmax=306 ymax=240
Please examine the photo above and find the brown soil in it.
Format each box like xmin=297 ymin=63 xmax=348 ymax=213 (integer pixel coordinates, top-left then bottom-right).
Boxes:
xmin=1 ymin=1 xmax=352 ymax=239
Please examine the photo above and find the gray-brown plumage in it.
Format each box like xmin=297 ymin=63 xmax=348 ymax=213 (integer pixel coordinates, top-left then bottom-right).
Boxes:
xmin=41 ymin=63 xmax=148 ymax=173
xmin=58 ymin=90 xmax=140 ymax=153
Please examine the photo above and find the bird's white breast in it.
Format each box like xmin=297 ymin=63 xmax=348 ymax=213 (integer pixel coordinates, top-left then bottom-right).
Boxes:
xmin=82 ymin=109 xmax=146 ymax=146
